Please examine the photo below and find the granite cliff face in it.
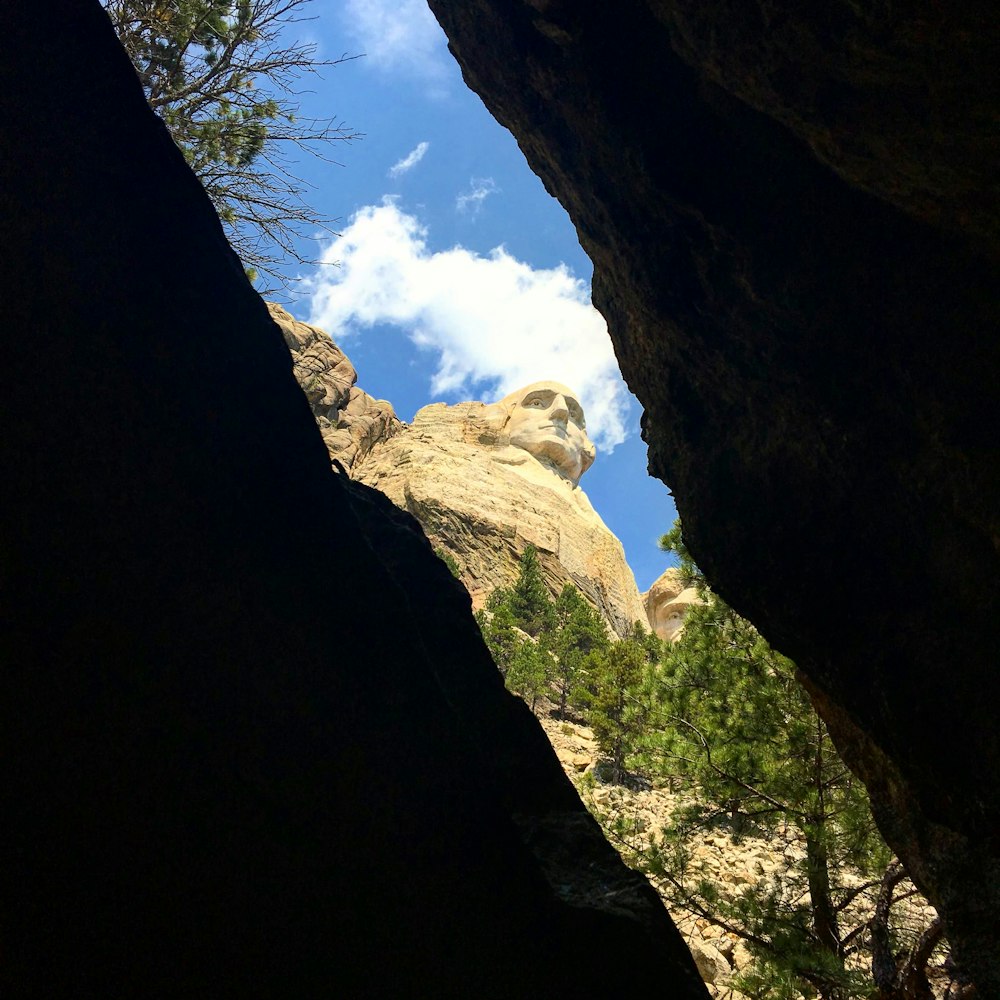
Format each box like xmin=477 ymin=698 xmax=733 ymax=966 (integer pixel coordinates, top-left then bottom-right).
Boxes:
xmin=427 ymin=0 xmax=1000 ymax=992
xmin=643 ymin=568 xmax=701 ymax=643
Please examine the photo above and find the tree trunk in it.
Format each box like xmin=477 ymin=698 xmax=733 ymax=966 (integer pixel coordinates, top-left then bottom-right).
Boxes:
xmin=871 ymin=862 xmax=907 ymax=993
xmin=871 ymin=861 xmax=944 ymax=1000
xmin=804 ymin=822 xmax=848 ymax=999
xmin=805 ymin=826 xmax=841 ymax=957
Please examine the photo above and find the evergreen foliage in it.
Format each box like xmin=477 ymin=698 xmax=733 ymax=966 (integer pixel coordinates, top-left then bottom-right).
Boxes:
xmin=505 ymin=545 xmax=555 ymax=637
xmin=633 ymin=618 xmax=664 ymax=665
xmin=503 ymin=637 xmax=550 ymax=712
xmin=477 ymin=522 xmax=953 ymax=997
xmin=550 ymin=583 xmax=610 ymax=719
xmin=102 ymin=0 xmax=360 ymax=285
xmin=475 ymin=591 xmax=521 ymax=679
xmin=478 ymin=549 xmax=659 ymax=780
xmin=583 ymin=634 xmax=653 ymax=784
xmin=658 ymin=520 xmax=700 ymax=586
xmin=477 ymin=548 xmax=617 ymax=719
xmin=632 ymin=520 xmax=946 ymax=1000
xmin=476 ymin=548 xmax=557 ymax=706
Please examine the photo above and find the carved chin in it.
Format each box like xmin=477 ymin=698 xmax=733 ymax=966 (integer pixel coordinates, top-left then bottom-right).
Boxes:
xmin=528 ymin=440 xmax=583 ymax=481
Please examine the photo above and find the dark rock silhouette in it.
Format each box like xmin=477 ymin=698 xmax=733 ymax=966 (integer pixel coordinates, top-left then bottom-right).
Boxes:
xmin=427 ymin=0 xmax=1000 ymax=993
xmin=0 ymin=3 xmax=708 ymax=996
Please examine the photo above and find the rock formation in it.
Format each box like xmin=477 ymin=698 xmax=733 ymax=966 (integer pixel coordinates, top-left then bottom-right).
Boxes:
xmin=426 ymin=1 xmax=1000 ymax=992
xmin=350 ymin=384 xmax=648 ymax=636
xmin=6 ymin=0 xmax=999 ymax=995
xmin=277 ymin=302 xmax=648 ymax=635
xmin=269 ymin=302 xmax=402 ymax=470
xmin=0 ymin=5 xmax=708 ymax=997
xmin=643 ymin=568 xmax=701 ymax=643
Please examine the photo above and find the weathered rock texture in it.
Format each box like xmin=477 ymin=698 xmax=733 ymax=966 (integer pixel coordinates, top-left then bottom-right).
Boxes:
xmin=0 ymin=4 xmax=709 ymax=997
xmin=270 ymin=302 xmax=402 ymax=470
xmin=426 ymin=0 xmax=1000 ymax=992
xmin=352 ymin=398 xmax=648 ymax=635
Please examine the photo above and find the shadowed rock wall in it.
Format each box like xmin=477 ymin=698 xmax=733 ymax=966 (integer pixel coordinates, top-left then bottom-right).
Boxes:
xmin=0 ymin=3 xmax=708 ymax=996
xmin=426 ymin=0 xmax=1000 ymax=992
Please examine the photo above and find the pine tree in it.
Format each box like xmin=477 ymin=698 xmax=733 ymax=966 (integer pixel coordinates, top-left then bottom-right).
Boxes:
xmin=550 ymin=583 xmax=610 ymax=719
xmin=477 ymin=552 xmax=624 ymax=719
xmin=504 ymin=637 xmax=550 ymax=712
xmin=635 ymin=521 xmax=946 ymax=999
xmin=476 ymin=588 xmax=551 ymax=710
xmin=506 ymin=545 xmax=555 ymax=638
xmin=650 ymin=602 xmax=885 ymax=997
xmin=629 ymin=618 xmax=664 ymax=666
xmin=475 ymin=591 xmax=521 ymax=680
xmin=585 ymin=635 xmax=654 ymax=784
xmin=475 ymin=550 xmax=557 ymax=708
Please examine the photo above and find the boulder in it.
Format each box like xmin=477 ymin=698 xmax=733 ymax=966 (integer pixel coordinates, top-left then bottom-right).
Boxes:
xmin=691 ymin=941 xmax=732 ymax=985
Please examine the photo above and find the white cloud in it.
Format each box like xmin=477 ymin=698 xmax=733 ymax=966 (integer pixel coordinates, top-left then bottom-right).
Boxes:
xmin=342 ymin=0 xmax=449 ymax=84
xmin=455 ymin=177 xmax=498 ymax=215
xmin=388 ymin=141 xmax=430 ymax=178
xmin=306 ymin=200 xmax=631 ymax=451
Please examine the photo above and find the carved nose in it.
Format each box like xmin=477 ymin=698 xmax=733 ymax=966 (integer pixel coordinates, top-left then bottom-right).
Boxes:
xmin=550 ymin=394 xmax=569 ymax=423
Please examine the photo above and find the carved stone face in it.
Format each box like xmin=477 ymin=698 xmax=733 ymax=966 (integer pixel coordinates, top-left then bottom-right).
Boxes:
xmin=504 ymin=381 xmax=596 ymax=485
xmin=651 ymin=587 xmax=700 ymax=642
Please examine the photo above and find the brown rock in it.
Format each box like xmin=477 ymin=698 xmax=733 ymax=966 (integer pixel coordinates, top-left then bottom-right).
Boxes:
xmin=731 ymin=941 xmax=754 ymax=972
xmin=691 ymin=941 xmax=732 ymax=985
xmin=424 ymin=1 xmax=1000 ymax=991
xmin=271 ymin=302 xmax=402 ymax=471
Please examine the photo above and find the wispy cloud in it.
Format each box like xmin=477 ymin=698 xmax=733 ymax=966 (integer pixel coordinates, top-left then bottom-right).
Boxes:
xmin=388 ymin=141 xmax=430 ymax=179
xmin=455 ymin=177 xmax=498 ymax=215
xmin=341 ymin=0 xmax=449 ymax=86
xmin=306 ymin=199 xmax=631 ymax=451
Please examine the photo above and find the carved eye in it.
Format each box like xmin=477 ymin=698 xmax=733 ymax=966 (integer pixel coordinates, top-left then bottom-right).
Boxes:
xmin=525 ymin=395 xmax=548 ymax=408
xmin=568 ymin=402 xmax=585 ymax=427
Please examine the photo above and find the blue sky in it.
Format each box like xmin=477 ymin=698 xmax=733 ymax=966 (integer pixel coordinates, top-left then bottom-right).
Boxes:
xmin=271 ymin=0 xmax=678 ymax=591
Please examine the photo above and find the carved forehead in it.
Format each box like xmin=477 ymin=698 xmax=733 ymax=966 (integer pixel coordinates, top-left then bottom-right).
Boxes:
xmin=502 ymin=381 xmax=583 ymax=410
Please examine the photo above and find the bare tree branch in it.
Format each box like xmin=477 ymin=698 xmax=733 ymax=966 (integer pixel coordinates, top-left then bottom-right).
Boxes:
xmin=102 ymin=0 xmax=361 ymax=289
